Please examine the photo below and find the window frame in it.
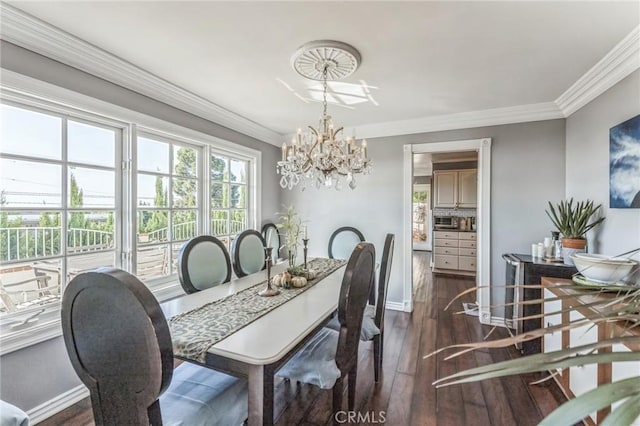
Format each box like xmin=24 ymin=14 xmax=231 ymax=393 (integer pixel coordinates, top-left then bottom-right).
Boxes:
xmin=209 ymin=149 xmax=253 ymax=249
xmin=0 ymin=71 xmax=262 ymax=354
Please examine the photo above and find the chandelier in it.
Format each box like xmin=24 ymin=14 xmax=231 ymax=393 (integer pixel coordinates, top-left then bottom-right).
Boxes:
xmin=278 ymin=41 xmax=372 ymax=191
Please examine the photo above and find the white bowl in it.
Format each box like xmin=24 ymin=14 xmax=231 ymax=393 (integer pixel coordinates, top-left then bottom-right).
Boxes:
xmin=574 ymin=253 xmax=633 ymax=264
xmin=572 ymin=255 xmax=637 ymax=283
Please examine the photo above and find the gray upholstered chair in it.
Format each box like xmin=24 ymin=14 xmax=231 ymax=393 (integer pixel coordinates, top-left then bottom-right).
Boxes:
xmin=178 ymin=235 xmax=231 ymax=294
xmin=328 ymin=226 xmax=365 ymax=259
xmin=261 ymin=223 xmax=281 ymax=265
xmin=231 ymin=230 xmax=267 ymax=277
xmin=0 ymin=400 xmax=29 ymax=426
xmin=61 ymin=267 xmax=248 ymax=426
xmin=277 ymin=242 xmax=376 ymax=417
xmin=325 ymin=234 xmax=395 ymax=382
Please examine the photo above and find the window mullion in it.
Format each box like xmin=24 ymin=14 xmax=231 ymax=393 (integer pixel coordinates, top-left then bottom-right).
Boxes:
xmin=202 ymin=144 xmax=210 ymax=235
xmin=121 ymin=124 xmax=134 ymax=272
xmin=61 ymin=116 xmax=69 ymax=285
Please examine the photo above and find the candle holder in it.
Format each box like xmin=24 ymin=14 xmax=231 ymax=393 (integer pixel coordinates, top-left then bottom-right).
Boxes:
xmin=303 ymin=238 xmax=309 ymax=270
xmin=259 ymin=247 xmax=280 ymax=297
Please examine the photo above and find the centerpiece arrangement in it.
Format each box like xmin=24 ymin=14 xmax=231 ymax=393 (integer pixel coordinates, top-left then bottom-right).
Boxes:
xmin=273 ymin=205 xmax=317 ymax=289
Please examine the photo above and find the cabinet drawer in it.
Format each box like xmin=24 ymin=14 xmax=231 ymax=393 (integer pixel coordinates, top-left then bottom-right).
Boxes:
xmin=459 ymin=232 xmax=476 ymax=240
xmin=458 ymin=256 xmax=476 ymax=271
xmin=434 ymin=246 xmax=459 ymax=256
xmin=434 ymin=230 xmax=459 ymax=239
xmin=434 ymin=255 xmax=458 ymax=270
xmin=434 ymin=239 xmax=459 ymax=248
xmin=459 ymin=248 xmax=476 ymax=257
xmin=459 ymin=240 xmax=476 ymax=249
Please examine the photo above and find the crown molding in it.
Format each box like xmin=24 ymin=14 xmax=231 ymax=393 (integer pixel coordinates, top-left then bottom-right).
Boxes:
xmin=350 ymin=102 xmax=564 ymax=140
xmin=555 ymin=25 xmax=640 ymax=117
xmin=0 ymin=3 xmax=283 ymax=146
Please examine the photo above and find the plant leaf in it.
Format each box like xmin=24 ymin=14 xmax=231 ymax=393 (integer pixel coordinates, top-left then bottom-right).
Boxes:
xmin=539 ymin=377 xmax=640 ymax=426
xmin=600 ymin=393 xmax=640 ymax=426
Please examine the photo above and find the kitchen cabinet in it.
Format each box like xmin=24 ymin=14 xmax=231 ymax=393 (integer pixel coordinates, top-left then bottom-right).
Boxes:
xmin=433 ymin=231 xmax=476 ymax=276
xmin=433 ymin=169 xmax=477 ymax=208
xmin=542 ymin=278 xmax=640 ymax=425
xmin=457 ymin=170 xmax=477 ymax=207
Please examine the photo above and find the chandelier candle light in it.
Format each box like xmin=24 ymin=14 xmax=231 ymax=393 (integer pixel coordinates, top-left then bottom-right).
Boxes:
xmin=278 ymin=40 xmax=372 ymax=190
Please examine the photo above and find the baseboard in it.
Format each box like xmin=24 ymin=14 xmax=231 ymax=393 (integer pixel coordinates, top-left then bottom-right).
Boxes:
xmin=488 ymin=315 xmax=512 ymax=329
xmin=29 ymin=384 xmax=88 ymax=424
xmin=385 ymin=301 xmax=405 ymax=312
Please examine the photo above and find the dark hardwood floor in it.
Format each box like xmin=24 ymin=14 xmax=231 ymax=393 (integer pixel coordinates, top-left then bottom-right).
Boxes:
xmin=39 ymin=251 xmax=566 ymax=425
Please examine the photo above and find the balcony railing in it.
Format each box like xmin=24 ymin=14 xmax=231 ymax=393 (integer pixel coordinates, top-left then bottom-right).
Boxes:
xmin=143 ymin=219 xmax=246 ymax=243
xmin=0 ymin=227 xmax=113 ymax=262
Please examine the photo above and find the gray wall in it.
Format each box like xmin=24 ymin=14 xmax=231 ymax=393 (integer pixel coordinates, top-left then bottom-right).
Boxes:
xmin=283 ymin=119 xmax=567 ymax=309
xmin=0 ymin=42 xmax=282 ymax=412
xmin=565 ymin=70 xmax=640 ymax=259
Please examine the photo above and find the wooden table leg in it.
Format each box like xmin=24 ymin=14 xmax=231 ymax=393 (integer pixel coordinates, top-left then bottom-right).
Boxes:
xmin=248 ymin=364 xmax=275 ymax=426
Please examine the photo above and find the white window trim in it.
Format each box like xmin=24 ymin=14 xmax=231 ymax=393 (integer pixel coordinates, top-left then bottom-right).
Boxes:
xmin=0 ymin=70 xmax=262 ymax=354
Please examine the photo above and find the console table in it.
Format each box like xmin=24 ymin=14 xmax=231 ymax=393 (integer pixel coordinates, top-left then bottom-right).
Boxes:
xmin=541 ymin=277 xmax=640 ymax=425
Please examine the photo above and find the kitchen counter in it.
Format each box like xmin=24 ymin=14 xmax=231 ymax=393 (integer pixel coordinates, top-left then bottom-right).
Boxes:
xmin=433 ymin=228 xmax=476 ymax=233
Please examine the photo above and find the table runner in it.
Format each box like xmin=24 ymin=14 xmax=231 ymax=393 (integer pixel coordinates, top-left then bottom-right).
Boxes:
xmin=169 ymin=257 xmax=347 ymax=363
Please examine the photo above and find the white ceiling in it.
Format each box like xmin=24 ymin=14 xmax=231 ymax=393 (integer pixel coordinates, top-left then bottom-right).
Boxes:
xmin=4 ymin=1 xmax=640 ymax=142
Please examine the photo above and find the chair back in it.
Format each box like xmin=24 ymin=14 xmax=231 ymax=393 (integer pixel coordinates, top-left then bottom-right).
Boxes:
xmin=334 ymin=242 xmax=376 ymax=373
xmin=61 ymin=268 xmax=173 ymax=425
xmin=328 ymin=227 xmax=365 ymax=259
xmin=373 ymin=234 xmax=395 ymax=330
xmin=261 ymin=223 xmax=281 ymax=265
xmin=178 ymin=235 xmax=231 ymax=294
xmin=231 ymin=230 xmax=267 ymax=277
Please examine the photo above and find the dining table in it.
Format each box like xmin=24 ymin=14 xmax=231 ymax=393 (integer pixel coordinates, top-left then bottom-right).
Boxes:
xmin=160 ymin=258 xmax=347 ymax=426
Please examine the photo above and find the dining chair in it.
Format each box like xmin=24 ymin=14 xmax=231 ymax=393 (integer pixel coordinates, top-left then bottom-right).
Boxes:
xmin=261 ymin=222 xmax=281 ymax=265
xmin=61 ymin=267 xmax=248 ymax=426
xmin=370 ymin=234 xmax=395 ymax=382
xmin=276 ymin=242 xmax=376 ymax=419
xmin=328 ymin=226 xmax=365 ymax=259
xmin=0 ymin=400 xmax=29 ymax=426
xmin=178 ymin=235 xmax=231 ymax=294
xmin=325 ymin=234 xmax=395 ymax=382
xmin=231 ymin=229 xmax=267 ymax=277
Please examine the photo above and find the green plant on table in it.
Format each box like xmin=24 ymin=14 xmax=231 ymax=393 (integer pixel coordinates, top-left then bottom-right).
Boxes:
xmin=276 ymin=205 xmax=302 ymax=268
xmin=545 ymin=198 xmax=605 ymax=239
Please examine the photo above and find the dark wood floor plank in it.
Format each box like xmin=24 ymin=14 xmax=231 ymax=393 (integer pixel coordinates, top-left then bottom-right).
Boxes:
xmin=396 ymin=300 xmax=426 ymax=375
xmin=383 ymin=372 xmax=414 ymax=426
xmin=435 ymin=278 xmax=467 ymax=426
xmin=39 ymin=250 xmax=565 ymax=426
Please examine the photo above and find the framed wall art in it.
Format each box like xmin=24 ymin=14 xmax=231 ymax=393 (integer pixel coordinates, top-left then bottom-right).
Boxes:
xmin=610 ymin=113 xmax=640 ymax=208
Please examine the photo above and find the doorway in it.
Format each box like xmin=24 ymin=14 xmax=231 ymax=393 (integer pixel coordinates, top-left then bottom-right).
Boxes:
xmin=402 ymin=139 xmax=492 ymax=324
xmin=412 ymin=181 xmax=431 ymax=251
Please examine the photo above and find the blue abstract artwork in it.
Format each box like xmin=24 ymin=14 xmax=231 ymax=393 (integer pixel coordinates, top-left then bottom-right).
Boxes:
xmin=610 ymin=114 xmax=640 ymax=208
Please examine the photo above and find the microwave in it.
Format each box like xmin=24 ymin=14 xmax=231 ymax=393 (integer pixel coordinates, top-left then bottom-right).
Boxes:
xmin=433 ymin=216 xmax=458 ymax=229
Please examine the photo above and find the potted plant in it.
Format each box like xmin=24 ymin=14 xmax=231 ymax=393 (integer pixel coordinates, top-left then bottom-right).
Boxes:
xmin=545 ymin=198 xmax=605 ymax=264
xmin=276 ymin=205 xmax=303 ymax=268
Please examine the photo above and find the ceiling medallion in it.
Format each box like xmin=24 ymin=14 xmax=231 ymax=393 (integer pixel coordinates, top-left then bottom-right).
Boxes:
xmin=278 ymin=41 xmax=371 ymax=191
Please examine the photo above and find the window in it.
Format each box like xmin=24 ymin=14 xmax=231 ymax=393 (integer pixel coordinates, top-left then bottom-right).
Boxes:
xmin=210 ymin=153 xmax=249 ymax=248
xmin=0 ymin=103 xmax=120 ymax=318
xmin=0 ymin=78 xmax=260 ymax=351
xmin=136 ymin=134 xmax=200 ymax=280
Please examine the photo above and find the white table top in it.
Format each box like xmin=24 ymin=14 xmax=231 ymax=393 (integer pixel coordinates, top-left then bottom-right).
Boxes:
xmin=161 ymin=262 xmax=345 ymax=365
